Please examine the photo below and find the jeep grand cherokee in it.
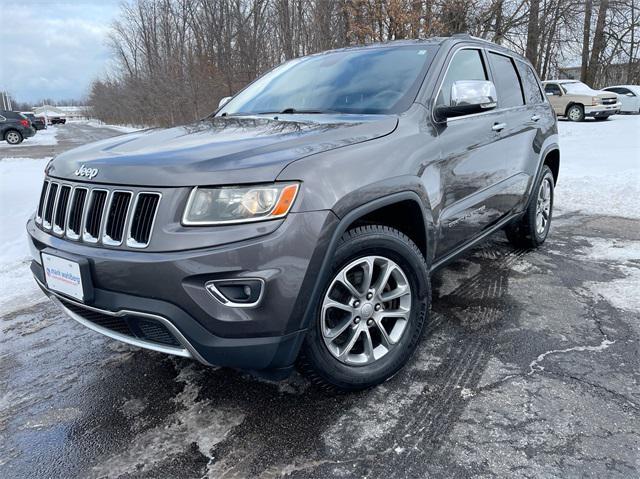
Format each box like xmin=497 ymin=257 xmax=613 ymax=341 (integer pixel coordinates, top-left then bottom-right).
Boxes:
xmin=28 ymin=35 xmax=559 ymax=391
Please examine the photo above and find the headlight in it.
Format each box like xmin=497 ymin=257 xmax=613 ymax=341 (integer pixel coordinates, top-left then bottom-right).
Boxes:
xmin=183 ymin=182 xmax=299 ymax=225
xmin=592 ymin=97 xmax=601 ymax=106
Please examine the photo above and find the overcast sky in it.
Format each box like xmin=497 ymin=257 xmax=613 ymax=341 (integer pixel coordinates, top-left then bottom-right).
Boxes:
xmin=0 ymin=0 xmax=121 ymax=104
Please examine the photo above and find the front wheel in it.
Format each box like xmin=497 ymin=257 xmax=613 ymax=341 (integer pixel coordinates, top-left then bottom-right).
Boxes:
xmin=5 ymin=130 xmax=23 ymax=145
xmin=298 ymin=225 xmax=429 ymax=392
xmin=506 ymin=165 xmax=554 ymax=248
xmin=566 ymin=104 xmax=585 ymax=122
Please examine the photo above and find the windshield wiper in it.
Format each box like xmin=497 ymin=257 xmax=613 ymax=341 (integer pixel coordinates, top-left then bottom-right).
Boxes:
xmin=257 ymin=108 xmax=341 ymax=115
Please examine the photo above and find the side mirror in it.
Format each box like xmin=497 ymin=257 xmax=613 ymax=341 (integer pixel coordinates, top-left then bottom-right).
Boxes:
xmin=435 ymin=80 xmax=497 ymax=121
xmin=626 ymin=92 xmax=635 ymax=97
xmin=218 ymin=96 xmax=232 ymax=109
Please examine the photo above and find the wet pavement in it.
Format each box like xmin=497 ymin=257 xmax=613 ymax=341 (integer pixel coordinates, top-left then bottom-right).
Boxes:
xmin=1 ymin=212 xmax=638 ymax=478
xmin=1 ymin=122 xmax=639 ymax=478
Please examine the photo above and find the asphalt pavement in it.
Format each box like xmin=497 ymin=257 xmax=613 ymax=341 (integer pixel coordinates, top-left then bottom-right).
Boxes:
xmin=0 ymin=123 xmax=638 ymax=478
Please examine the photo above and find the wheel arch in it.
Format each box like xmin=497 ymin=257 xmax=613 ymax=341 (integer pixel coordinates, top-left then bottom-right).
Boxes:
xmin=296 ymin=191 xmax=433 ymax=334
xmin=3 ymin=128 xmax=22 ymax=141
xmin=564 ymin=102 xmax=584 ymax=117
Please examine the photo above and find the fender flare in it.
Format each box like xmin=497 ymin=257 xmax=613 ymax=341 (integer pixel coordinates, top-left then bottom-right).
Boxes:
xmin=299 ymin=190 xmax=431 ymax=333
xmin=525 ymin=142 xmax=560 ymax=209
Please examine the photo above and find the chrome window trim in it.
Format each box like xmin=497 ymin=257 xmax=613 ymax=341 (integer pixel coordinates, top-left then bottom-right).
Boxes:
xmin=431 ymin=45 xmax=533 ymax=123
xmin=126 ymin=191 xmax=162 ymax=249
xmin=65 ymin=186 xmax=88 ymax=240
xmin=82 ymin=188 xmax=109 ymax=244
xmin=431 ymin=46 xmax=490 ymax=124
xmin=102 ymin=190 xmax=133 ymax=246
xmin=205 ymin=278 xmax=266 ymax=308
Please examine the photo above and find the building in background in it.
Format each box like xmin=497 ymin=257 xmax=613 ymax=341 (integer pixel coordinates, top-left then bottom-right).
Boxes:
xmin=559 ymin=61 xmax=640 ymax=88
xmin=33 ymin=104 xmax=91 ymax=121
xmin=1 ymin=91 xmax=12 ymax=110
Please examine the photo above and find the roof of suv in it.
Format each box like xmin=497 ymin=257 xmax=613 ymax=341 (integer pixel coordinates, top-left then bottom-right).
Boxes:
xmin=309 ymin=34 xmax=531 ymax=65
xmin=542 ymin=80 xmax=581 ymax=84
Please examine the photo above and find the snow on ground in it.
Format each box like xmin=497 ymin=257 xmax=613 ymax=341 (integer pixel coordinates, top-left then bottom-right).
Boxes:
xmin=0 ymin=115 xmax=638 ymax=314
xmin=554 ymin=115 xmax=640 ymax=219
xmin=0 ymin=125 xmax=59 ymax=148
xmin=0 ymin=157 xmax=50 ymax=314
xmin=71 ymin=119 xmax=142 ymax=133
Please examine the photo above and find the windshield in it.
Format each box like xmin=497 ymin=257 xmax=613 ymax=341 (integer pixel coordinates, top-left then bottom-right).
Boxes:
xmin=218 ymin=45 xmax=438 ymax=116
xmin=561 ymin=82 xmax=596 ymax=94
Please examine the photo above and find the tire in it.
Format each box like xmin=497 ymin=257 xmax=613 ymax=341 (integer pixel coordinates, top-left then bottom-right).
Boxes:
xmin=297 ymin=225 xmax=430 ymax=392
xmin=505 ymin=165 xmax=554 ymax=249
xmin=4 ymin=130 xmax=23 ymax=145
xmin=566 ymin=104 xmax=585 ymax=122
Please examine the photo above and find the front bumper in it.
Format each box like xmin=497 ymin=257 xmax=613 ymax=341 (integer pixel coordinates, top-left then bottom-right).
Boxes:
xmin=584 ymin=103 xmax=621 ymax=116
xmin=28 ymin=209 xmax=337 ymax=373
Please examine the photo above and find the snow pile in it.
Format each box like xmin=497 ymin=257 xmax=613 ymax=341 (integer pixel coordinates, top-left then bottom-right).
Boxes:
xmin=0 ymin=126 xmax=59 ymax=148
xmin=0 ymin=157 xmax=50 ymax=314
xmin=554 ymin=115 xmax=639 ymax=219
xmin=72 ymin=119 xmax=142 ymax=133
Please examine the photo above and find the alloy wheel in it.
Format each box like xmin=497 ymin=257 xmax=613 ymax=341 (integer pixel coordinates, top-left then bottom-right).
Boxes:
xmin=536 ymin=177 xmax=552 ymax=236
xmin=6 ymin=132 xmax=20 ymax=144
xmin=320 ymin=255 xmax=412 ymax=366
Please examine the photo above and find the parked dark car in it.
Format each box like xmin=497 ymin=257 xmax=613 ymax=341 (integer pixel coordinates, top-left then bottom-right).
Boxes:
xmin=21 ymin=112 xmax=47 ymax=130
xmin=27 ymin=35 xmax=559 ymax=391
xmin=50 ymin=116 xmax=67 ymax=125
xmin=1 ymin=110 xmax=36 ymax=144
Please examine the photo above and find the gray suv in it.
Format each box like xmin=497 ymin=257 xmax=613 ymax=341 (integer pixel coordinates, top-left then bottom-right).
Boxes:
xmin=27 ymin=35 xmax=559 ymax=391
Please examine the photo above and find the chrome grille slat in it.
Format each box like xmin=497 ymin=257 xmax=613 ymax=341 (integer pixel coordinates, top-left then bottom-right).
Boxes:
xmin=37 ymin=178 xmax=160 ymax=249
xmin=67 ymin=187 xmax=88 ymax=239
xmin=36 ymin=180 xmax=49 ymax=223
xmin=83 ymin=189 xmax=109 ymax=243
xmin=43 ymin=183 xmax=59 ymax=229
xmin=53 ymin=185 xmax=72 ymax=235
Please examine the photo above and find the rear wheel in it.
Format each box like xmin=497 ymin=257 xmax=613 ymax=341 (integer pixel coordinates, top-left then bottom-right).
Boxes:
xmin=506 ymin=165 xmax=554 ymax=248
xmin=298 ymin=225 xmax=429 ymax=392
xmin=4 ymin=130 xmax=23 ymax=145
xmin=566 ymin=104 xmax=585 ymax=122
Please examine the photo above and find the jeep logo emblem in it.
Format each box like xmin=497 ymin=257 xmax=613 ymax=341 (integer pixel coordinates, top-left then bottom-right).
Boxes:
xmin=74 ymin=164 xmax=99 ymax=179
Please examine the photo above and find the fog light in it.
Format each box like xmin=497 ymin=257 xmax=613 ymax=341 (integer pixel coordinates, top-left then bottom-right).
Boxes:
xmin=205 ymin=279 xmax=264 ymax=308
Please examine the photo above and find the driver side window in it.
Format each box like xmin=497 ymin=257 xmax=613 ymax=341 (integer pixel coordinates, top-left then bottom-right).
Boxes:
xmin=437 ymin=49 xmax=487 ymax=106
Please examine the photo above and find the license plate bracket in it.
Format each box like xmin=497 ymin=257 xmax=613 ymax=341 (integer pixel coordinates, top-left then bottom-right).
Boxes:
xmin=41 ymin=249 xmax=94 ymax=303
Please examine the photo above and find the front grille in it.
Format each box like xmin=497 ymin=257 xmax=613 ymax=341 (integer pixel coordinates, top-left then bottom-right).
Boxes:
xmin=36 ymin=180 xmax=160 ymax=248
xmin=602 ymin=98 xmax=617 ymax=105
xmin=59 ymin=298 xmax=182 ymax=348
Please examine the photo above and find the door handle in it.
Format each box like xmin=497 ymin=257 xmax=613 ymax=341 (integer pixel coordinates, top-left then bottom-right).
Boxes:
xmin=531 ymin=114 xmax=541 ymax=122
xmin=492 ymin=122 xmax=507 ymax=132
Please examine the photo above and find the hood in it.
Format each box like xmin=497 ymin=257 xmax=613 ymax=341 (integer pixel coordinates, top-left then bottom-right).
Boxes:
xmin=47 ymin=115 xmax=398 ymax=187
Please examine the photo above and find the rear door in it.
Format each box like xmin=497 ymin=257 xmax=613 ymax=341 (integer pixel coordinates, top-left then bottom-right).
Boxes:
xmin=483 ymin=52 xmax=535 ymax=214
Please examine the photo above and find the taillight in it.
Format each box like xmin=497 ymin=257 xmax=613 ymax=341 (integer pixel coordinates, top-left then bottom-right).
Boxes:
xmin=20 ymin=119 xmax=29 ymax=127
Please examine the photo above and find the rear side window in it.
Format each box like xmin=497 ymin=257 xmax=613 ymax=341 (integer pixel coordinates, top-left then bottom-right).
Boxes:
xmin=437 ymin=49 xmax=487 ymax=106
xmin=519 ymin=64 xmax=544 ymax=104
xmin=488 ymin=52 xmax=524 ymax=108
xmin=544 ymin=83 xmax=562 ymax=95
